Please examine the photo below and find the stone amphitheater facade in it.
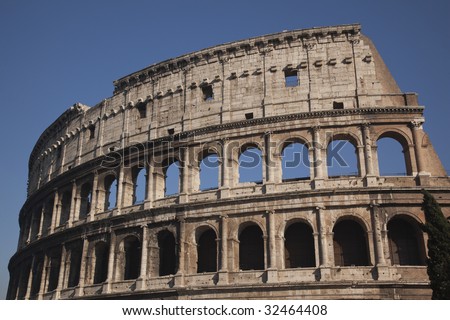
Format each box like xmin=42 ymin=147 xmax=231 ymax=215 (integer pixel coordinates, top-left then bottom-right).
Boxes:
xmin=7 ymin=24 xmax=450 ymax=300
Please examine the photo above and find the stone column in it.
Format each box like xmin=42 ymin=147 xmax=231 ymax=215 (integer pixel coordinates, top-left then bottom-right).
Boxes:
xmin=370 ymin=203 xmax=391 ymax=280
xmin=410 ymin=121 xmax=430 ymax=183
xmin=76 ymin=237 xmax=89 ymax=297
xmin=116 ymin=165 xmax=125 ymax=214
xmin=362 ymin=123 xmax=377 ymax=186
xmin=316 ymin=206 xmax=329 ymax=267
xmin=179 ymin=148 xmax=190 ymax=203
xmin=266 ymin=210 xmax=278 ymax=282
xmin=311 ymin=126 xmax=324 ymax=188
xmin=137 ymin=225 xmax=149 ymax=290
xmin=55 ymin=244 xmax=67 ymax=299
xmin=37 ymin=205 xmax=45 ymax=239
xmin=264 ymin=132 xmax=278 ymax=192
xmin=145 ymin=162 xmax=153 ymax=209
xmin=89 ymin=171 xmax=98 ymax=221
xmin=38 ymin=254 xmax=49 ymax=300
xmin=24 ymin=259 xmax=34 ymax=300
xmin=105 ymin=231 xmax=116 ymax=293
xmin=175 ymin=216 xmax=186 ymax=286
xmin=220 ymin=215 xmax=228 ymax=272
xmin=51 ymin=190 xmax=60 ymax=232
xmin=68 ymin=180 xmax=77 ymax=227
xmin=220 ymin=138 xmax=231 ymax=198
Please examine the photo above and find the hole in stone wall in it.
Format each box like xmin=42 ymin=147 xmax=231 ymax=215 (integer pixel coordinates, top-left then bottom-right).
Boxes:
xmin=285 ymin=69 xmax=299 ymax=87
xmin=333 ymin=101 xmax=344 ymax=109
xmin=202 ymin=85 xmax=214 ymax=101
xmin=245 ymin=112 xmax=253 ymax=120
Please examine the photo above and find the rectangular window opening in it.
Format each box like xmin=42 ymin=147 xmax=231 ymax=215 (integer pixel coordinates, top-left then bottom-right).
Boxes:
xmin=284 ymin=69 xmax=299 ymax=87
xmin=333 ymin=101 xmax=344 ymax=109
xmin=89 ymin=126 xmax=96 ymax=140
xmin=202 ymin=85 xmax=214 ymax=101
xmin=167 ymin=128 xmax=175 ymax=135
xmin=245 ymin=112 xmax=253 ymax=120
xmin=137 ymin=103 xmax=147 ymax=119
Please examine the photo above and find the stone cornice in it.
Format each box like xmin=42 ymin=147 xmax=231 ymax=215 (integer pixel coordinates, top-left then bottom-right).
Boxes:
xmin=113 ymin=24 xmax=361 ymax=94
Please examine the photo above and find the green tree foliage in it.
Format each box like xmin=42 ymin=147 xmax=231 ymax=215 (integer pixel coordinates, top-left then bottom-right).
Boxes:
xmin=422 ymin=190 xmax=450 ymax=299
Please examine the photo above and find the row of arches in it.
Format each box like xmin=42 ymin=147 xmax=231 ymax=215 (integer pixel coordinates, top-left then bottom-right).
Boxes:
xmin=12 ymin=214 xmax=426 ymax=299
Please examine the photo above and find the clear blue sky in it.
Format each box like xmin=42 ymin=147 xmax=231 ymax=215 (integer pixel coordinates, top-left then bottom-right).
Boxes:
xmin=1 ymin=0 xmax=449 ymax=299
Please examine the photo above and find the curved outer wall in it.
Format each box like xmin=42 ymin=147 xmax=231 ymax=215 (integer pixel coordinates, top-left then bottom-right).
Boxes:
xmin=8 ymin=24 xmax=450 ymax=300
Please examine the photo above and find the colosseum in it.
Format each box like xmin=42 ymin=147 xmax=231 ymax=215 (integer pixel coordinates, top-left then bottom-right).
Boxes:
xmin=7 ymin=23 xmax=450 ymax=300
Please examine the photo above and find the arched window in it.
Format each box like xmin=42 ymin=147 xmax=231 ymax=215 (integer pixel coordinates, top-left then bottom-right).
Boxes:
xmin=17 ymin=261 xmax=32 ymax=299
xmin=67 ymin=241 xmax=83 ymax=288
xmin=327 ymin=139 xmax=359 ymax=177
xmin=197 ymin=228 xmax=217 ymax=273
xmin=239 ymin=224 xmax=264 ymax=270
xmin=333 ymin=219 xmax=369 ymax=266
xmin=239 ymin=146 xmax=263 ymax=183
xmin=284 ymin=222 xmax=315 ymax=268
xmin=30 ymin=257 xmax=44 ymax=297
xmin=122 ymin=236 xmax=141 ymax=280
xmin=60 ymin=191 xmax=72 ymax=225
xmin=282 ymin=142 xmax=310 ymax=181
xmin=104 ymin=175 xmax=117 ymax=211
xmin=158 ymin=230 xmax=177 ymax=276
xmin=42 ymin=198 xmax=54 ymax=236
xmin=388 ymin=217 xmax=425 ymax=265
xmin=133 ymin=168 xmax=147 ymax=204
xmin=30 ymin=206 xmax=42 ymax=240
xmin=79 ymin=182 xmax=92 ymax=219
xmin=200 ymin=154 xmax=219 ymax=191
xmin=93 ymin=241 xmax=109 ymax=284
xmin=165 ymin=161 xmax=180 ymax=196
xmin=47 ymin=251 xmax=61 ymax=292
xmin=377 ymin=137 xmax=409 ymax=176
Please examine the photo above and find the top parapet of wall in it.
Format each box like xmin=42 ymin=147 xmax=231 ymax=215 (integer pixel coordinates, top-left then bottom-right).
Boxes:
xmin=112 ymin=24 xmax=361 ymax=94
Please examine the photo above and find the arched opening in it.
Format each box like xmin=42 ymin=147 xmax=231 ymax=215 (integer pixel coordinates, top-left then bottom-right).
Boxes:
xmin=93 ymin=241 xmax=109 ymax=284
xmin=197 ymin=228 xmax=217 ymax=273
xmin=59 ymin=191 xmax=72 ymax=225
xmin=30 ymin=206 xmax=42 ymax=240
xmin=79 ymin=182 xmax=92 ymax=219
xmin=333 ymin=219 xmax=369 ymax=266
xmin=165 ymin=161 xmax=180 ymax=197
xmin=122 ymin=236 xmax=141 ymax=280
xmin=239 ymin=224 xmax=264 ymax=270
xmin=17 ymin=261 xmax=31 ymax=299
xmin=284 ymin=222 xmax=315 ymax=268
xmin=282 ymin=142 xmax=310 ymax=181
xmin=200 ymin=153 xmax=220 ymax=191
xmin=133 ymin=167 xmax=147 ymax=204
xmin=30 ymin=257 xmax=44 ymax=297
xmin=239 ymin=146 xmax=263 ymax=183
xmin=388 ymin=217 xmax=426 ymax=265
xmin=327 ymin=139 xmax=359 ymax=177
xmin=377 ymin=136 xmax=410 ymax=176
xmin=104 ymin=175 xmax=117 ymax=211
xmin=47 ymin=251 xmax=61 ymax=292
xmin=158 ymin=230 xmax=177 ymax=276
xmin=67 ymin=241 xmax=83 ymax=288
xmin=41 ymin=198 xmax=54 ymax=236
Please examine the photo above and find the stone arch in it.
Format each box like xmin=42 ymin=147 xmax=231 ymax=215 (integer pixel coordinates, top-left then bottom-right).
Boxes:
xmin=284 ymin=221 xmax=315 ymax=268
xmin=387 ymin=214 xmax=426 ymax=266
xmin=118 ymin=235 xmax=141 ymax=281
xmin=79 ymin=181 xmax=92 ymax=219
xmin=238 ymin=222 xmax=265 ymax=270
xmin=195 ymin=226 xmax=218 ymax=273
xmin=47 ymin=248 xmax=62 ymax=292
xmin=67 ymin=240 xmax=83 ymax=288
xmin=332 ymin=217 xmax=370 ymax=266
xmin=59 ymin=190 xmax=72 ymax=225
xmin=197 ymin=147 xmax=220 ymax=191
xmin=157 ymin=230 xmax=177 ymax=276
xmin=326 ymin=132 xmax=361 ymax=178
xmin=132 ymin=166 xmax=147 ymax=204
xmin=238 ymin=143 xmax=263 ymax=184
xmin=280 ymin=139 xmax=311 ymax=181
xmin=41 ymin=197 xmax=54 ymax=237
xmin=376 ymin=130 xmax=413 ymax=176
xmin=103 ymin=173 xmax=118 ymax=211
xmin=163 ymin=157 xmax=181 ymax=197
xmin=93 ymin=241 xmax=109 ymax=284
